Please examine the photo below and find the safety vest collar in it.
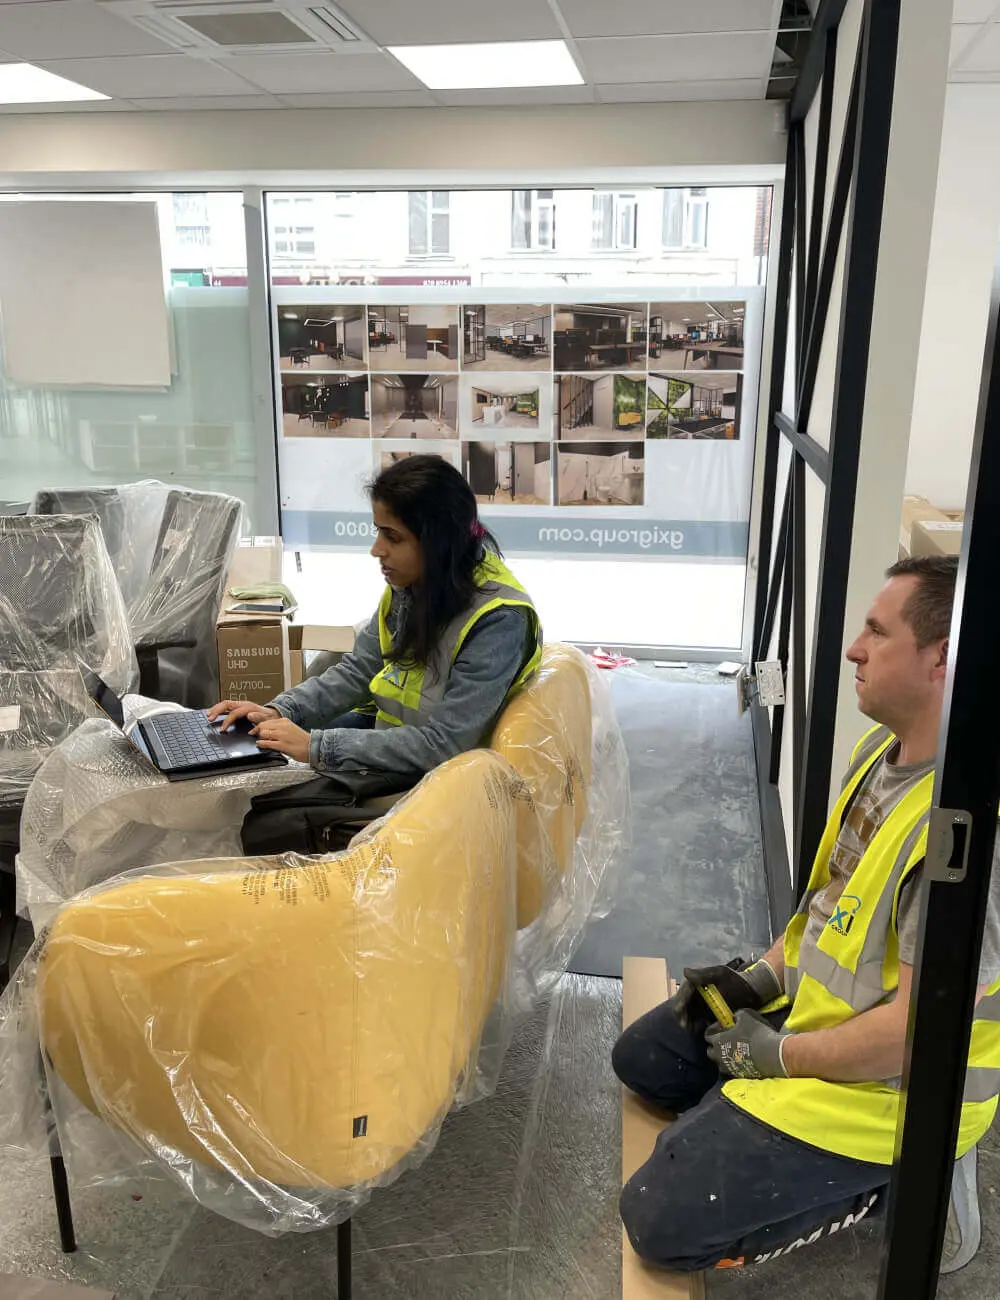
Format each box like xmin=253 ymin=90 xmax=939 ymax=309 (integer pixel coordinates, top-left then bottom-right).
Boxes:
xmin=370 ymin=553 xmax=541 ymax=730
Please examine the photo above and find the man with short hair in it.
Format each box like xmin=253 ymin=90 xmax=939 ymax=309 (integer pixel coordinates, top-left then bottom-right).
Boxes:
xmin=613 ymin=555 xmax=1000 ymax=1274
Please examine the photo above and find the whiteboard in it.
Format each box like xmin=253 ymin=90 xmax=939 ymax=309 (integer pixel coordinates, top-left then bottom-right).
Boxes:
xmin=0 ymin=201 xmax=172 ymax=388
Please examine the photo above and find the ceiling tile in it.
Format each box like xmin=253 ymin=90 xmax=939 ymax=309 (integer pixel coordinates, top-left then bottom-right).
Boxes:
xmin=951 ymin=0 xmax=997 ymax=21
xmin=597 ymin=78 xmax=763 ymax=102
xmin=557 ymin=0 xmax=778 ymax=39
xmin=950 ymin=23 xmax=981 ymax=66
xmin=225 ymin=50 xmax=421 ymax=94
xmin=36 ymin=54 xmax=258 ymax=97
xmin=129 ymin=94 xmax=280 ymax=110
xmin=955 ymin=21 xmax=1000 ymax=71
xmin=433 ymin=85 xmax=597 ymax=106
xmin=576 ymin=31 xmax=775 ymax=83
xmin=276 ymin=90 xmax=437 ymax=107
xmin=335 ymin=0 xmax=561 ymax=45
xmin=0 ymin=0 xmax=171 ymax=59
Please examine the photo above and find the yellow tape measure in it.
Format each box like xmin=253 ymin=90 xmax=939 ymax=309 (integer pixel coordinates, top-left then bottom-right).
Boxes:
xmin=698 ymin=983 xmax=735 ymax=1029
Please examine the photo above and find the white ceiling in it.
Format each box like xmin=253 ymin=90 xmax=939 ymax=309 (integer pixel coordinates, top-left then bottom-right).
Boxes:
xmin=951 ymin=0 xmax=1000 ymax=80
xmin=0 ymin=0 xmax=786 ymax=112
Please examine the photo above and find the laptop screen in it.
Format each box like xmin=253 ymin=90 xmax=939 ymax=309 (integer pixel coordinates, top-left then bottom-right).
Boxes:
xmin=83 ymin=671 xmax=125 ymax=729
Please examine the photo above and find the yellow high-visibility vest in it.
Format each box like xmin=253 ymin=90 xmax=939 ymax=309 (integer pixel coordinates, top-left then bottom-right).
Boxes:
xmin=370 ymin=552 xmax=542 ymax=730
xmin=723 ymin=724 xmax=1000 ymax=1164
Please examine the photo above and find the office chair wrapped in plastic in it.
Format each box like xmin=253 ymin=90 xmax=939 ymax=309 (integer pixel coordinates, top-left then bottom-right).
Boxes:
xmin=0 ymin=514 xmax=137 ymax=986
xmin=32 ymin=482 xmax=243 ymax=709
xmin=127 ymin=486 xmax=242 ymax=707
xmin=0 ymin=646 xmax=628 ymax=1236
xmin=0 ymin=515 xmax=137 ymax=819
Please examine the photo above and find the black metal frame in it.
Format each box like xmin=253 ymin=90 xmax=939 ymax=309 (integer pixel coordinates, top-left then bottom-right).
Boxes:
xmin=878 ymin=226 xmax=1000 ymax=1299
xmin=755 ymin=0 xmax=1000 ymax=1291
xmin=751 ymin=0 xmax=901 ymax=907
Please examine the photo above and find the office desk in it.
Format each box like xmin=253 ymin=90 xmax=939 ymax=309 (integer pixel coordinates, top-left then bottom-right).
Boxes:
xmin=684 ymin=345 xmax=743 ymax=370
xmin=584 ymin=343 xmax=647 ymax=368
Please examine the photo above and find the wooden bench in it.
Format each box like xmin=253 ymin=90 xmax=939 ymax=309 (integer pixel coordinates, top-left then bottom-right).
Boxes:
xmin=622 ymin=957 xmax=706 ymax=1300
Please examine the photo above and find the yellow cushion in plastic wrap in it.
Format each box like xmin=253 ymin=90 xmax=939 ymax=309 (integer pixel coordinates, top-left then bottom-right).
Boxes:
xmin=489 ymin=644 xmax=592 ymax=928
xmin=38 ymin=752 xmax=519 ymax=1192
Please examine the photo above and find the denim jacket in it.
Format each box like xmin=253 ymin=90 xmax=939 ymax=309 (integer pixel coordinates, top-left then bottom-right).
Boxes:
xmin=268 ymin=587 xmax=534 ymax=788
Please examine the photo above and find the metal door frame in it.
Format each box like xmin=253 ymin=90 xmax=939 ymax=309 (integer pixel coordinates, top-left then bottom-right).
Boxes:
xmin=749 ymin=0 xmax=901 ymax=927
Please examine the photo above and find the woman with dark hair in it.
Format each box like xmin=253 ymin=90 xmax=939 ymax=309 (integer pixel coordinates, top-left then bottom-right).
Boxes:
xmin=208 ymin=455 xmax=542 ymax=794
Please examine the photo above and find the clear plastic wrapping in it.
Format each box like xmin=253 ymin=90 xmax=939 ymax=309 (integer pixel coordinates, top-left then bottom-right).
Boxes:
xmin=31 ymin=481 xmax=243 ymax=708
xmin=0 ymin=644 xmax=629 ymax=1234
xmin=0 ymin=514 xmax=138 ymax=812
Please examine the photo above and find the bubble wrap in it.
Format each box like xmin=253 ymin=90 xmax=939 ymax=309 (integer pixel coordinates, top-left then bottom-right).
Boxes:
xmin=0 ymin=647 xmax=628 ymax=1234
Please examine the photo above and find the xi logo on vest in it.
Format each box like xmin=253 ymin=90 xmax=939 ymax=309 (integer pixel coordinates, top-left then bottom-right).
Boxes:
xmin=828 ymin=894 xmax=863 ymax=937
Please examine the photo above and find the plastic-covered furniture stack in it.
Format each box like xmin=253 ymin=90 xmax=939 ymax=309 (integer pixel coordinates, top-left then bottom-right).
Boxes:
xmin=0 ymin=513 xmax=136 ymax=985
xmin=32 ymin=482 xmax=243 ymax=708
xmin=0 ymin=645 xmax=628 ymax=1238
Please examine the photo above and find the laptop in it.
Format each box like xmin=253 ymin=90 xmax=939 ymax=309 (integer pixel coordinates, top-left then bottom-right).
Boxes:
xmin=84 ymin=673 xmax=287 ymax=781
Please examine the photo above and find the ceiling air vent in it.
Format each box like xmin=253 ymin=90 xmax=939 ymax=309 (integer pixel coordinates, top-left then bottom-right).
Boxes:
xmin=106 ymin=0 xmax=377 ymax=55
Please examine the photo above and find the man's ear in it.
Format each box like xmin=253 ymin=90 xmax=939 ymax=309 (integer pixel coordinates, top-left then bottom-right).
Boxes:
xmin=931 ymin=636 xmax=950 ymax=680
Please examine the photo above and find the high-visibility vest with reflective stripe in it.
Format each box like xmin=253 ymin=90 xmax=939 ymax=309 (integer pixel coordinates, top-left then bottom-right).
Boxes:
xmin=723 ymin=723 xmax=1000 ymax=1164
xmin=370 ymin=552 xmax=542 ymax=730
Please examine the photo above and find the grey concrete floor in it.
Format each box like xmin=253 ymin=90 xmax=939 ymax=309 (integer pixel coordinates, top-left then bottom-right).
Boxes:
xmin=2 ymin=671 xmax=997 ymax=1297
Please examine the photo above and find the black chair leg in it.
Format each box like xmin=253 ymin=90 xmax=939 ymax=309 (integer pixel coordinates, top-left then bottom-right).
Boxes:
xmin=0 ymin=869 xmax=19 ymax=993
xmin=337 ymin=1217 xmax=351 ymax=1298
xmin=49 ymin=1152 xmax=76 ymax=1253
xmin=39 ymin=1047 xmax=76 ymax=1253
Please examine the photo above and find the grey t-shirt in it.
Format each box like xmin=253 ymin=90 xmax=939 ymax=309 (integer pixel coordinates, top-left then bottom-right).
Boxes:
xmin=801 ymin=739 xmax=1000 ymax=985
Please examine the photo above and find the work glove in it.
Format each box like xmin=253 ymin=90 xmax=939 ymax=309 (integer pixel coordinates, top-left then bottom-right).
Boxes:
xmin=671 ymin=957 xmax=783 ymax=1034
xmin=705 ymin=1008 xmax=793 ymax=1080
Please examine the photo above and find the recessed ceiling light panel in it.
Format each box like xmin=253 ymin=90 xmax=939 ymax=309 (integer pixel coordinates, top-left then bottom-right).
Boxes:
xmin=0 ymin=63 xmax=108 ymax=104
xmin=388 ymin=39 xmax=584 ymax=90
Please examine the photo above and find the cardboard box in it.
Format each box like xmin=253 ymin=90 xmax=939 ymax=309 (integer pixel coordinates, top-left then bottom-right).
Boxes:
xmin=910 ymin=517 xmax=964 ymax=558
xmin=621 ymin=957 xmax=705 ymax=1299
xmin=288 ymin=623 xmax=356 ymax=687
xmin=216 ymin=537 xmax=289 ymax=704
xmin=899 ymin=495 xmax=949 ymax=557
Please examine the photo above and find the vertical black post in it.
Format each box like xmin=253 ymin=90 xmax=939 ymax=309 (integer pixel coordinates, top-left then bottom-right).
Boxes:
xmin=49 ymin=1154 xmax=76 ymax=1254
xmin=752 ymin=133 xmax=798 ymax=659
xmin=337 ymin=1217 xmax=352 ymax=1298
xmin=794 ymin=0 xmax=901 ymax=887
xmin=879 ymin=247 xmax=1000 ymax=1296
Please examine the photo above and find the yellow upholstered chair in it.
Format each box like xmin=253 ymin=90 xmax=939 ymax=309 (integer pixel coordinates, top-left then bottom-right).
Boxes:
xmin=39 ymin=749 xmax=519 ymax=1193
xmin=32 ymin=643 xmax=596 ymax=1269
xmin=489 ymin=644 xmax=592 ymax=927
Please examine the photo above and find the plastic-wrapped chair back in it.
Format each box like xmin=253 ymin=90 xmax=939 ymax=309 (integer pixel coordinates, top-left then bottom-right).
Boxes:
xmin=38 ymin=750 xmax=519 ymax=1194
xmin=129 ymin=488 xmax=241 ymax=644
xmin=489 ymin=644 xmax=592 ymax=927
xmin=31 ymin=488 xmax=126 ymax=570
xmin=0 ymin=515 xmax=136 ymax=810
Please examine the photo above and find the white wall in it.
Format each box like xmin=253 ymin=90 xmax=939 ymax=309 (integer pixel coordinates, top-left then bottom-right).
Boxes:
xmin=0 ymin=103 xmax=784 ymax=187
xmin=906 ymin=84 xmax=1000 ymax=509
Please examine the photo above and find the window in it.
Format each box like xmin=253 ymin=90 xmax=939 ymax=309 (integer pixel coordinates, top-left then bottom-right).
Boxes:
xmin=592 ymin=192 xmax=638 ymax=250
xmin=172 ymin=193 xmax=210 ymax=252
xmin=270 ymin=195 xmax=316 ymax=260
xmin=512 ymin=189 xmax=555 ymax=251
xmin=662 ymin=188 xmax=709 ymax=249
xmin=408 ymin=190 xmax=450 ymax=256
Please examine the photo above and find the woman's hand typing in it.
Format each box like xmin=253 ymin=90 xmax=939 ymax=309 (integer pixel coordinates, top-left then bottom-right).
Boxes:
xmin=250 ymin=716 xmax=312 ymax=764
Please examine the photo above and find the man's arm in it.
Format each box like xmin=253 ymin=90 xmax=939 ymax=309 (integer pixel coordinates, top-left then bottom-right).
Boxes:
xmin=782 ymin=962 xmax=913 ymax=1082
xmin=758 ymin=934 xmax=786 ymax=989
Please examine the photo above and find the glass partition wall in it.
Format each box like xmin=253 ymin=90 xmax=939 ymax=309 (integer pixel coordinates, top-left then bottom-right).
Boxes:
xmin=0 ymin=193 xmax=269 ymax=530
xmin=264 ymin=186 xmax=772 ymax=652
xmin=0 ymin=184 xmax=771 ymax=653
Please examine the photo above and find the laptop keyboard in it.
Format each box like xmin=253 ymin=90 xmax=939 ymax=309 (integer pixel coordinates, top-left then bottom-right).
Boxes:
xmin=146 ymin=710 xmax=245 ymax=767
